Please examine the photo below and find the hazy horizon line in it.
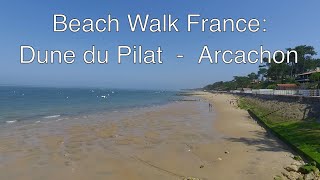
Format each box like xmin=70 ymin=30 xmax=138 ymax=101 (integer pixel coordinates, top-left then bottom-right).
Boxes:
xmin=0 ymin=83 xmax=184 ymax=91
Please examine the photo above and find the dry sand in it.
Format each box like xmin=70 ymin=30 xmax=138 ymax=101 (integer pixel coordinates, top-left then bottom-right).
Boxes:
xmin=195 ymin=92 xmax=295 ymax=179
xmin=0 ymin=92 xmax=295 ymax=180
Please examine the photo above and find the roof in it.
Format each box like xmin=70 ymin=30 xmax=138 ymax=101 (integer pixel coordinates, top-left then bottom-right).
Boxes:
xmin=276 ymin=84 xmax=297 ymax=87
xmin=297 ymin=69 xmax=320 ymax=76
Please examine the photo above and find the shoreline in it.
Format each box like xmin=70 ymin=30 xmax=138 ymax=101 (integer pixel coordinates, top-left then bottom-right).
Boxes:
xmin=0 ymin=87 xmax=178 ymax=125
xmin=0 ymin=92 xmax=299 ymax=179
xmin=0 ymin=98 xmax=178 ymax=128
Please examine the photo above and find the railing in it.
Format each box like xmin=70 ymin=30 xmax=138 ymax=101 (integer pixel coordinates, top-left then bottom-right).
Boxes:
xmin=229 ymin=89 xmax=320 ymax=97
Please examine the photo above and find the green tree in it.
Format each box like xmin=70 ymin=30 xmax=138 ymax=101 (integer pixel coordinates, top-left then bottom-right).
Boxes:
xmin=264 ymin=52 xmax=290 ymax=82
xmin=310 ymin=72 xmax=320 ymax=89
xmin=258 ymin=65 xmax=268 ymax=81
xmin=233 ymin=76 xmax=251 ymax=88
xmin=289 ymin=45 xmax=317 ymax=75
xmin=247 ymin=72 xmax=258 ymax=80
xmin=203 ymin=44 xmax=319 ymax=92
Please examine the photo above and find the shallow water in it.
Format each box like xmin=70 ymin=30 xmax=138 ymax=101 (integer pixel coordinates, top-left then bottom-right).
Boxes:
xmin=0 ymin=100 xmax=218 ymax=180
xmin=0 ymin=86 xmax=177 ymax=124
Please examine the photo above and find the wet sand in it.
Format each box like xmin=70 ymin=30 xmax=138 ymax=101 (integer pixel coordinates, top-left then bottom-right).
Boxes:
xmin=0 ymin=92 xmax=295 ymax=179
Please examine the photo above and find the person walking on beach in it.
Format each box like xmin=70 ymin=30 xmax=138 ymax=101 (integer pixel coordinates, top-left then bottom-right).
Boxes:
xmin=209 ymin=103 xmax=213 ymax=112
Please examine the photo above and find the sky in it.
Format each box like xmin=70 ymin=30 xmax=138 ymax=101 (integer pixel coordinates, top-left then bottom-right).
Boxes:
xmin=0 ymin=0 xmax=320 ymax=90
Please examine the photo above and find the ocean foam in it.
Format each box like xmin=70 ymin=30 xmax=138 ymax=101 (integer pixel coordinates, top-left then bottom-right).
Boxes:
xmin=56 ymin=118 xmax=64 ymax=122
xmin=44 ymin=115 xmax=61 ymax=119
xmin=6 ymin=120 xmax=17 ymax=124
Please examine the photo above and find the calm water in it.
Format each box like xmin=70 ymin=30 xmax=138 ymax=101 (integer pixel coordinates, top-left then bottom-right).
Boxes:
xmin=0 ymin=86 xmax=177 ymax=124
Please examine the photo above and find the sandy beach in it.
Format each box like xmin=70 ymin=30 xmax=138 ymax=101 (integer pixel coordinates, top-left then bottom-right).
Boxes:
xmin=0 ymin=92 xmax=296 ymax=180
xmin=195 ymin=92 xmax=297 ymax=179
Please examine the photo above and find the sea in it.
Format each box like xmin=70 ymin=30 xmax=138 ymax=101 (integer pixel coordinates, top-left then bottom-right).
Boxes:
xmin=0 ymin=86 xmax=178 ymax=125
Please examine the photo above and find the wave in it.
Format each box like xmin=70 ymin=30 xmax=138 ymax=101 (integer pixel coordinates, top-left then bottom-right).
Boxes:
xmin=56 ymin=118 xmax=64 ymax=122
xmin=6 ymin=120 xmax=17 ymax=124
xmin=44 ymin=115 xmax=61 ymax=119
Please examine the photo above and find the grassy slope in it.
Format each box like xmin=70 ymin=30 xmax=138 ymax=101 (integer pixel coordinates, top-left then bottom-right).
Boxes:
xmin=238 ymin=97 xmax=320 ymax=164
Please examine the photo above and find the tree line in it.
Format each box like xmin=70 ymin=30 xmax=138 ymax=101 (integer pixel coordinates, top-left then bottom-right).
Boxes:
xmin=204 ymin=45 xmax=320 ymax=91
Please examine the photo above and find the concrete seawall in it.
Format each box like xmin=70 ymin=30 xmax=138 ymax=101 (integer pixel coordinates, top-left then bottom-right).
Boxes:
xmin=235 ymin=93 xmax=320 ymax=121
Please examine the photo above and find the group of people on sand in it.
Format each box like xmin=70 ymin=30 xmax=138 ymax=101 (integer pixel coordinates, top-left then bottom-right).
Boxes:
xmin=228 ymin=99 xmax=238 ymax=106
